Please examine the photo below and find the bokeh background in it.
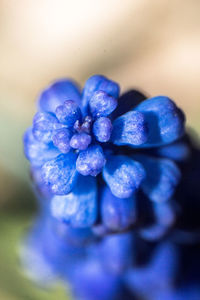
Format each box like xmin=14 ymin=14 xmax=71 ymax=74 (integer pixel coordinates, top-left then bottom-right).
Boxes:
xmin=0 ymin=1 xmax=200 ymax=299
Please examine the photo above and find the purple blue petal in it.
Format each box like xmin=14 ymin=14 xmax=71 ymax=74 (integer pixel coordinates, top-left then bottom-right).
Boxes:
xmin=111 ymin=111 xmax=148 ymax=146
xmin=89 ymin=90 xmax=117 ymax=118
xmin=52 ymin=128 xmax=72 ymax=153
xmin=133 ymin=154 xmax=181 ymax=202
xmin=55 ymin=100 xmax=81 ymax=127
xmin=101 ymin=186 xmax=136 ymax=231
xmin=38 ymin=79 xmax=81 ymax=113
xmin=70 ymin=132 xmax=92 ymax=150
xmin=76 ymin=145 xmax=106 ymax=176
xmin=24 ymin=128 xmax=59 ymax=167
xmin=135 ymin=96 xmax=185 ymax=147
xmin=93 ymin=117 xmax=112 ymax=143
xmin=103 ymin=155 xmax=145 ymax=198
xmin=82 ymin=75 xmax=120 ymax=115
xmin=51 ymin=175 xmax=97 ymax=227
xmin=41 ymin=152 xmax=78 ymax=195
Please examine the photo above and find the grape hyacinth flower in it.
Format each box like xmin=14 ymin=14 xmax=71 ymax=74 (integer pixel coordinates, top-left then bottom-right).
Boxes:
xmin=22 ymin=74 xmax=200 ymax=300
xmin=24 ymin=75 xmax=185 ymax=234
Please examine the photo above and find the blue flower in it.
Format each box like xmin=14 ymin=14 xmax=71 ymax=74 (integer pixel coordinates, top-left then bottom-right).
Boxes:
xmin=22 ymin=75 xmax=200 ymax=300
xmin=24 ymin=75 xmax=185 ymax=229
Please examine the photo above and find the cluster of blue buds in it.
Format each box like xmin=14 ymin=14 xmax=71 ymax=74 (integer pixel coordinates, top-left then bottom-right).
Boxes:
xmin=22 ymin=75 xmax=200 ymax=300
xmin=24 ymin=75 xmax=186 ymax=236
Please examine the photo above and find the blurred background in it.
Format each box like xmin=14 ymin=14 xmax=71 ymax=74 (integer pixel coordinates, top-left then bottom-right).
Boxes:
xmin=0 ymin=0 xmax=200 ymax=299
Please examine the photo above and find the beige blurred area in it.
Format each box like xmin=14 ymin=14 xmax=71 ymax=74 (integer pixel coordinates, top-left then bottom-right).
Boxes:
xmin=0 ymin=0 xmax=200 ymax=203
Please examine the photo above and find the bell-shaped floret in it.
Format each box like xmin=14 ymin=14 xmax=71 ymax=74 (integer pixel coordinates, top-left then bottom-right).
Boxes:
xmin=38 ymin=79 xmax=81 ymax=113
xmin=51 ymin=175 xmax=97 ymax=227
xmin=24 ymin=128 xmax=59 ymax=166
xmin=32 ymin=112 xmax=62 ymax=143
xmin=82 ymin=75 xmax=120 ymax=115
xmin=93 ymin=117 xmax=112 ymax=143
xmin=111 ymin=111 xmax=148 ymax=146
xmin=52 ymin=128 xmax=72 ymax=153
xmin=103 ymin=155 xmax=145 ymax=198
xmin=55 ymin=100 xmax=81 ymax=127
xmin=101 ymin=186 xmax=136 ymax=231
xmin=89 ymin=91 xmax=117 ymax=118
xmin=76 ymin=145 xmax=106 ymax=176
xmin=134 ymin=96 xmax=185 ymax=147
xmin=133 ymin=155 xmax=181 ymax=203
xmin=70 ymin=132 xmax=92 ymax=150
xmin=41 ymin=152 xmax=78 ymax=195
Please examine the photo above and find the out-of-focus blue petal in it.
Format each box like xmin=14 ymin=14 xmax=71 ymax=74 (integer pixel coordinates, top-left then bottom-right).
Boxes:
xmin=89 ymin=91 xmax=118 ymax=118
xmin=20 ymin=214 xmax=88 ymax=286
xmin=20 ymin=232 xmax=58 ymax=286
xmin=24 ymin=128 xmax=59 ymax=166
xmin=93 ymin=117 xmax=112 ymax=143
xmin=153 ymin=201 xmax=176 ymax=227
xmin=30 ymin=166 xmax=53 ymax=200
xmin=139 ymin=200 xmax=176 ymax=242
xmin=48 ymin=213 xmax=96 ymax=246
xmin=103 ymin=155 xmax=145 ymax=198
xmin=38 ymin=79 xmax=81 ymax=113
xmin=111 ymin=89 xmax=146 ymax=120
xmin=156 ymin=141 xmax=190 ymax=161
xmin=97 ymin=233 xmax=134 ymax=275
xmin=101 ymin=186 xmax=136 ymax=231
xmin=59 ymin=226 xmax=96 ymax=247
xmin=76 ymin=145 xmax=106 ymax=176
xmin=41 ymin=152 xmax=78 ymax=195
xmin=52 ymin=128 xmax=72 ymax=153
xmin=50 ymin=175 xmax=97 ymax=227
xmin=82 ymin=75 xmax=120 ymax=115
xmin=69 ymin=259 xmax=122 ymax=300
xmin=70 ymin=132 xmax=92 ymax=150
xmin=92 ymin=224 xmax=110 ymax=237
xmin=32 ymin=112 xmax=62 ymax=143
xmin=135 ymin=96 xmax=185 ymax=147
xmin=133 ymin=154 xmax=181 ymax=202
xmin=55 ymin=100 xmax=82 ymax=127
xmin=111 ymin=111 xmax=148 ymax=146
xmin=139 ymin=201 xmax=176 ymax=241
xmin=139 ymin=224 xmax=169 ymax=241
xmin=139 ymin=200 xmax=176 ymax=241
xmin=125 ymin=242 xmax=178 ymax=300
